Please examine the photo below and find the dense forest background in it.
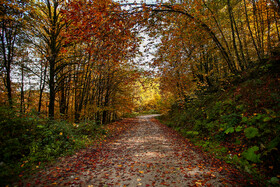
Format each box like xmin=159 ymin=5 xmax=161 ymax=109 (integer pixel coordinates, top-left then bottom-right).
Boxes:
xmin=1 ymin=0 xmax=279 ymax=185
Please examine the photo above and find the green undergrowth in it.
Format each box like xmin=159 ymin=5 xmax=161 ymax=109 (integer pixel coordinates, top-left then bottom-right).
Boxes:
xmin=159 ymin=61 xmax=280 ymax=185
xmin=0 ymin=108 xmax=108 ymax=185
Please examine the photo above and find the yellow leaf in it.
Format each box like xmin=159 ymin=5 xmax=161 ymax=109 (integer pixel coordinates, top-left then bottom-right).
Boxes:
xmin=211 ymin=174 xmax=216 ymax=178
xmin=139 ymin=170 xmax=144 ymax=174
xmin=195 ymin=181 xmax=202 ymax=186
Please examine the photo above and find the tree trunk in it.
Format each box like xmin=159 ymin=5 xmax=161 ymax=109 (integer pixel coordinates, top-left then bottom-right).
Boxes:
xmin=243 ymin=0 xmax=262 ymax=62
xmin=49 ymin=59 xmax=55 ymax=119
xmin=38 ymin=62 xmax=47 ymax=113
xmin=1 ymin=21 xmax=14 ymax=108
xmin=233 ymin=12 xmax=247 ymax=69
xmin=227 ymin=0 xmax=242 ymax=70
xmin=6 ymin=63 xmax=13 ymax=107
xmin=20 ymin=63 xmax=25 ymax=113
xmin=59 ymin=78 xmax=66 ymax=117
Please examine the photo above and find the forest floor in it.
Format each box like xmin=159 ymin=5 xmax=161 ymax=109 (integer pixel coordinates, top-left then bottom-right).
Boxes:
xmin=21 ymin=115 xmax=256 ymax=186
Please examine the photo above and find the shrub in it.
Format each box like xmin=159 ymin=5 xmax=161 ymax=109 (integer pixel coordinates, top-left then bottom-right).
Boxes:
xmin=0 ymin=107 xmax=106 ymax=185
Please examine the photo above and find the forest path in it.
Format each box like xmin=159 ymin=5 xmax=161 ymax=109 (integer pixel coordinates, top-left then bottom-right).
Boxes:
xmin=24 ymin=115 xmax=250 ymax=186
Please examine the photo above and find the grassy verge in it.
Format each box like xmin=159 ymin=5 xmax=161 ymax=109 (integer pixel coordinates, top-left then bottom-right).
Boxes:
xmin=0 ymin=108 xmax=108 ymax=185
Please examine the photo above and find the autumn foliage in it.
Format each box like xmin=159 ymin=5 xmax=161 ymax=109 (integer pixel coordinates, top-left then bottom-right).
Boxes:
xmin=1 ymin=0 xmax=280 ymax=185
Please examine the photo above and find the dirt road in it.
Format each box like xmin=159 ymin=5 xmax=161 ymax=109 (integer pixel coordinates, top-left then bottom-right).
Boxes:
xmin=23 ymin=115 xmax=252 ymax=186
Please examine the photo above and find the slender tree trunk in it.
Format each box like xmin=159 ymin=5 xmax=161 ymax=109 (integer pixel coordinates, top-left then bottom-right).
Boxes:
xmin=233 ymin=13 xmax=247 ymax=69
xmin=38 ymin=62 xmax=47 ymax=113
xmin=6 ymin=62 xmax=13 ymax=107
xmin=74 ymin=67 xmax=80 ymax=122
xmin=243 ymin=0 xmax=262 ymax=62
xmin=266 ymin=0 xmax=271 ymax=55
xmin=227 ymin=0 xmax=242 ymax=70
xmin=202 ymin=0 xmax=233 ymax=58
xmin=252 ymin=0 xmax=262 ymax=54
xmin=274 ymin=11 xmax=280 ymax=41
xmin=259 ymin=2 xmax=265 ymax=57
xmin=1 ymin=22 xmax=14 ymax=108
xmin=59 ymin=78 xmax=66 ymax=116
xmin=20 ymin=63 xmax=25 ymax=113
xmin=38 ymin=89 xmax=43 ymax=113
xmin=26 ymin=81 xmax=32 ymax=111
xmin=96 ymin=72 xmax=103 ymax=125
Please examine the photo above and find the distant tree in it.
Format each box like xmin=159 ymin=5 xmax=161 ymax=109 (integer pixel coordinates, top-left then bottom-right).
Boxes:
xmin=0 ymin=0 xmax=30 ymax=107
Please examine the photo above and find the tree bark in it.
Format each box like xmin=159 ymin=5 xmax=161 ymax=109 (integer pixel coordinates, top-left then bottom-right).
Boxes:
xmin=49 ymin=58 xmax=55 ymax=119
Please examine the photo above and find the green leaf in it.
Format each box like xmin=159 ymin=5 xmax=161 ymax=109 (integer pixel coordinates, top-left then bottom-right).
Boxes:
xmin=267 ymin=136 xmax=280 ymax=150
xmin=255 ymin=114 xmax=263 ymax=120
xmin=242 ymin=146 xmax=261 ymax=163
xmin=244 ymin=127 xmax=259 ymax=139
xmin=269 ymin=177 xmax=279 ymax=185
xmin=225 ymin=127 xmax=234 ymax=134
xmin=185 ymin=131 xmax=199 ymax=137
xmin=263 ymin=117 xmax=272 ymax=122
xmin=235 ymin=126 xmax=243 ymax=132
xmin=241 ymin=117 xmax=248 ymax=123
